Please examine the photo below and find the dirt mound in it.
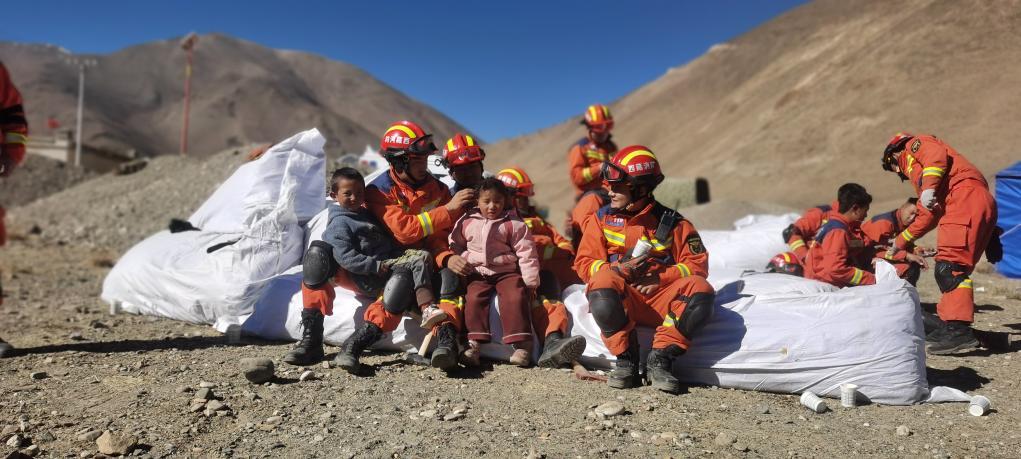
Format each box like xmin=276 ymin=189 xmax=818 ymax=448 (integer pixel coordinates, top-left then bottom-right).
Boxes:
xmin=0 ymin=34 xmax=469 ymax=158
xmin=0 ymin=155 xmax=96 ymax=208
xmin=486 ymin=0 xmax=1021 ymax=220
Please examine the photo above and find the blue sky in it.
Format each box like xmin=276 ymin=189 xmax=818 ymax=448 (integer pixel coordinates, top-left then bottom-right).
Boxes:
xmin=2 ymin=0 xmax=807 ymax=141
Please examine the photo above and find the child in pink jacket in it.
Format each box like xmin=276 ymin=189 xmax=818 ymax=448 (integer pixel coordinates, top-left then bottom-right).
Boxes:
xmin=449 ymin=177 xmax=541 ymax=367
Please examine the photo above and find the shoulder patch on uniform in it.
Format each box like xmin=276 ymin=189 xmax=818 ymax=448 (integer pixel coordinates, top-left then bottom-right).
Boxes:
xmin=686 ymin=234 xmax=706 ymax=254
xmin=910 ymin=139 xmax=921 ymax=153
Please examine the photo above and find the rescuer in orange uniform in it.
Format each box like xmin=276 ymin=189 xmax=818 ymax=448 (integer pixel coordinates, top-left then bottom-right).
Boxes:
xmin=804 ymin=183 xmax=877 ymax=288
xmin=496 ymin=167 xmax=587 ymax=368
xmin=566 ymin=104 xmax=617 ymax=244
xmin=881 ymin=133 xmax=999 ymax=354
xmin=0 ymin=61 xmax=28 ymax=358
xmin=575 ymin=146 xmax=715 ymax=394
xmin=305 ymin=121 xmax=475 ymax=372
xmin=860 ymin=197 xmax=931 ymax=286
xmin=782 ymin=200 xmax=838 ymax=262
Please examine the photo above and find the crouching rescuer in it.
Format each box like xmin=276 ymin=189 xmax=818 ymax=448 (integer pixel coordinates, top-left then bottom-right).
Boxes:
xmin=574 ymin=146 xmax=716 ymax=394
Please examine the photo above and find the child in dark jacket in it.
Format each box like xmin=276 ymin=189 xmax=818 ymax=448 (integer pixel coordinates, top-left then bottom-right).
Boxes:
xmin=284 ymin=168 xmax=444 ymax=371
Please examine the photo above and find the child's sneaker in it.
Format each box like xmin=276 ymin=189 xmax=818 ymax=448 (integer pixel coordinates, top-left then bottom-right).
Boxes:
xmin=509 ymin=341 xmax=532 ymax=367
xmin=420 ymin=305 xmax=448 ymax=329
xmin=461 ymin=340 xmax=482 ymax=367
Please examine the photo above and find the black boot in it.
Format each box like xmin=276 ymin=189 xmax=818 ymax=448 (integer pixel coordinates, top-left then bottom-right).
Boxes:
xmin=646 ymin=346 xmax=683 ymax=394
xmin=922 ymin=313 xmax=947 ymax=343
xmin=928 ymin=321 xmax=979 ymax=355
xmin=608 ymin=332 xmax=640 ymax=389
xmin=0 ymin=337 xmax=12 ymax=359
xmin=335 ymin=322 xmax=383 ymax=374
xmin=537 ymin=332 xmax=587 ymax=368
xmin=430 ymin=324 xmax=459 ymax=371
xmin=283 ymin=309 xmax=325 ymax=366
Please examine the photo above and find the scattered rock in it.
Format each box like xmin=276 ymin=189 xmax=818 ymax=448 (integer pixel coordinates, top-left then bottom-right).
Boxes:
xmin=1 ymin=425 xmax=18 ymax=437
xmin=189 ymin=403 xmax=206 ymax=413
xmin=299 ymin=370 xmax=316 ymax=382
xmin=24 ymin=444 xmax=40 ymax=457
xmin=77 ymin=430 xmax=103 ymax=441
xmin=733 ymin=443 xmax=750 ymax=452
xmin=756 ymin=404 xmax=770 ymax=414
xmin=198 ymin=381 xmax=216 ymax=388
xmin=593 ymin=401 xmax=626 ymax=417
xmin=240 ymin=358 xmax=275 ymax=384
xmin=896 ymin=425 xmax=911 ymax=437
xmin=29 ymin=372 xmax=48 ymax=380
xmin=69 ymin=332 xmax=85 ymax=341
xmin=321 ymin=361 xmax=333 ymax=369
xmin=206 ymin=400 xmax=228 ymax=412
xmin=715 ymin=432 xmax=738 ymax=447
xmin=419 ymin=410 xmax=438 ymax=419
xmin=194 ymin=388 xmax=214 ymax=400
xmin=443 ymin=412 xmax=465 ymax=421
xmin=96 ymin=431 xmax=137 ymax=456
xmin=36 ymin=431 xmax=56 ymax=442
xmin=7 ymin=434 xmax=24 ymax=447
xmin=265 ymin=416 xmax=283 ymax=425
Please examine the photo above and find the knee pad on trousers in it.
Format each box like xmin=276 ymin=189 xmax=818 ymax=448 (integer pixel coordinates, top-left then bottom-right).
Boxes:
xmin=302 ymin=240 xmax=338 ymax=288
xmin=676 ymin=292 xmax=715 ymax=339
xmin=438 ymin=268 xmax=463 ymax=299
xmin=934 ymin=261 xmax=969 ymax=293
xmin=382 ymin=268 xmax=415 ymax=314
xmin=903 ymin=263 xmax=922 ymax=286
xmin=588 ymin=288 xmax=627 ymax=334
xmin=538 ymin=270 xmax=562 ymax=302
xmin=781 ymin=224 xmax=798 ymax=243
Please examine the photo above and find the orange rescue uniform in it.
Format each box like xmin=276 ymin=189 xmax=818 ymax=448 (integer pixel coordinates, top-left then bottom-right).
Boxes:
xmin=861 ymin=209 xmax=922 ymax=281
xmin=567 ymin=137 xmax=617 ymax=198
xmin=804 ymin=213 xmax=876 ymax=288
xmin=893 ymin=135 xmax=997 ymax=323
xmin=785 ymin=200 xmax=838 ymax=261
xmin=575 ymin=202 xmax=714 ymax=355
xmin=522 ymin=213 xmax=578 ymax=338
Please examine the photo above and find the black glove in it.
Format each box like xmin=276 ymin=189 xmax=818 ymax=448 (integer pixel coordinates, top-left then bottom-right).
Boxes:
xmin=985 ymin=227 xmax=1004 ymax=264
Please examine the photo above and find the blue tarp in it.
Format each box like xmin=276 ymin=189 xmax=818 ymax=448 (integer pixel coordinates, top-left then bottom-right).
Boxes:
xmin=995 ymin=161 xmax=1021 ymax=278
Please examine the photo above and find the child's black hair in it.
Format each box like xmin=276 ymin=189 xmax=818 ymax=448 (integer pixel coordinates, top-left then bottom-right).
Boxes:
xmin=904 ymin=197 xmax=918 ymax=206
xmin=837 ymin=183 xmax=872 ymax=213
xmin=330 ymin=167 xmax=364 ymax=193
xmin=476 ymin=176 xmax=511 ymax=200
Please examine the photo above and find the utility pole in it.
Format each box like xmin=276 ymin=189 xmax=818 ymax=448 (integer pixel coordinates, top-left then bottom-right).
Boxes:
xmin=180 ymin=32 xmax=199 ymax=156
xmin=65 ymin=57 xmax=97 ymax=167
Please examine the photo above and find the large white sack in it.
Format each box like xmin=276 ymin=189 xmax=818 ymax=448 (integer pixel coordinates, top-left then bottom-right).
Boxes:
xmin=101 ymin=129 xmax=326 ymax=331
xmin=701 ymin=213 xmax=798 ymax=272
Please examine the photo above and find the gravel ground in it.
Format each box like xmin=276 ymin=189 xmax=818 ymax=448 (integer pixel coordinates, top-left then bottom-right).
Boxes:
xmin=2 ymin=157 xmax=1021 ymax=458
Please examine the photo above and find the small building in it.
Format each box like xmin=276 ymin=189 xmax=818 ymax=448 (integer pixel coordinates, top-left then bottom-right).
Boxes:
xmin=26 ymin=130 xmax=137 ymax=173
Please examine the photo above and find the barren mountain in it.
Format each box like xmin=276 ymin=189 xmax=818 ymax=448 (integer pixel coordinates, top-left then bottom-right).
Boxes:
xmin=488 ymin=0 xmax=1021 ymax=220
xmin=0 ymin=34 xmax=469 ymax=157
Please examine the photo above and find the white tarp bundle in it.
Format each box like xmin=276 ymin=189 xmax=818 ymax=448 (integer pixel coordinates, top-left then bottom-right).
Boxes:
xmin=101 ymin=129 xmax=326 ymax=332
xmin=102 ymin=131 xmax=973 ymax=405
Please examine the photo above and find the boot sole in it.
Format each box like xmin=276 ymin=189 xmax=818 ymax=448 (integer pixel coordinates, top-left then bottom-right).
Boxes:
xmin=607 ymin=377 xmax=639 ymax=389
xmin=420 ymin=311 xmax=449 ymax=329
xmin=650 ymin=378 xmax=682 ymax=394
xmin=282 ymin=352 xmax=324 ymax=366
xmin=537 ymin=336 xmax=587 ymax=368
xmin=927 ymin=338 xmax=980 ymax=355
xmin=334 ymin=356 xmax=361 ymax=375
xmin=431 ymin=349 xmax=458 ymax=370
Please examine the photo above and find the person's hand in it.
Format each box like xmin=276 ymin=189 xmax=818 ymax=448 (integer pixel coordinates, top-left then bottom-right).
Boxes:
xmin=905 ymin=252 xmax=929 ymax=269
xmin=613 ymin=254 xmax=649 ymax=282
xmin=445 ymin=189 xmax=477 ymax=212
xmin=919 ymin=189 xmax=937 ymax=210
xmin=446 ymin=254 xmax=473 ymax=276
xmin=885 ymin=245 xmax=902 ymax=260
xmin=914 ymin=245 xmax=937 ymax=257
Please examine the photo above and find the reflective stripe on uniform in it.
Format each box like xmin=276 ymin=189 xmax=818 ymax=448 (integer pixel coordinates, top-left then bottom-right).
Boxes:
xmin=641 ymin=235 xmax=671 ymax=251
xmin=958 ymin=278 xmax=973 ymax=290
xmin=3 ymin=132 xmax=28 ymax=145
xmin=589 ymin=260 xmax=606 ymax=276
xmin=900 ymin=229 xmax=916 ymax=242
xmin=662 ymin=312 xmax=677 ymax=328
xmin=675 ymin=263 xmax=692 ymax=277
xmin=557 ymin=241 xmax=573 ymax=250
xmin=788 ymin=239 xmax=805 ymax=251
xmin=581 ymin=167 xmax=593 ymax=183
xmin=602 ymin=228 xmax=625 ymax=246
xmin=850 ymin=268 xmax=864 ymax=285
xmin=440 ymin=297 xmax=464 ymax=309
xmin=416 ymin=212 xmax=434 ymax=236
xmin=922 ymin=166 xmax=945 ymax=178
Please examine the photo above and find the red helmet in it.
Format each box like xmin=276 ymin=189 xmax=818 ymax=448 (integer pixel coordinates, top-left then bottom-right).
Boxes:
xmin=601 ymin=145 xmax=664 ymax=189
xmin=441 ymin=133 xmax=485 ymax=167
xmin=380 ymin=120 xmax=437 ymax=157
xmin=766 ymin=252 xmax=804 ymax=277
xmin=882 ymin=132 xmax=914 ymax=172
xmin=582 ymin=104 xmax=614 ymax=133
xmin=496 ymin=167 xmax=535 ymax=197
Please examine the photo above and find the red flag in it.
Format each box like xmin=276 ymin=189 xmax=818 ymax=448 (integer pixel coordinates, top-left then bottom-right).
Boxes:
xmin=47 ymin=117 xmax=60 ymax=129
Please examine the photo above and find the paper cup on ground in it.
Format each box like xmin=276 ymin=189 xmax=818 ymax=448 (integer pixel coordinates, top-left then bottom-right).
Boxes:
xmin=800 ymin=391 xmax=827 ymax=413
xmin=840 ymin=383 xmax=859 ymax=408
xmin=632 ymin=239 xmax=653 ymax=258
xmin=968 ymin=395 xmax=991 ymax=416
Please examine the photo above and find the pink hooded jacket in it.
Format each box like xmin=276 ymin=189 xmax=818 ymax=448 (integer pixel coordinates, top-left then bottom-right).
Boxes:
xmin=449 ymin=208 xmax=541 ymax=288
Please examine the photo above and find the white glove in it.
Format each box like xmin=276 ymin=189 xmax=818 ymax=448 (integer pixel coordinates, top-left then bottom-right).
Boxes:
xmin=919 ymin=189 xmax=936 ymax=210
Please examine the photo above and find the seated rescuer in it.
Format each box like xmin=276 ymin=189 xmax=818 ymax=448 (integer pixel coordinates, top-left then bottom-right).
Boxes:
xmin=860 ymin=197 xmax=931 ymax=286
xmin=286 ymin=168 xmax=439 ymax=372
xmin=335 ymin=121 xmax=475 ymax=371
xmin=804 ymin=183 xmax=877 ymax=288
xmin=574 ymin=145 xmax=716 ymax=394
xmin=496 ymin=167 xmax=588 ymax=368
xmin=781 ymin=200 xmax=839 ymax=263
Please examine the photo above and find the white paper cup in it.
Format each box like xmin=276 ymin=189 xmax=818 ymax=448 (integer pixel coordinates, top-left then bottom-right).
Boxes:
xmin=968 ymin=395 xmax=991 ymax=416
xmin=632 ymin=239 xmax=653 ymax=258
xmin=800 ymin=391 xmax=828 ymax=413
xmin=840 ymin=383 xmax=859 ymax=408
